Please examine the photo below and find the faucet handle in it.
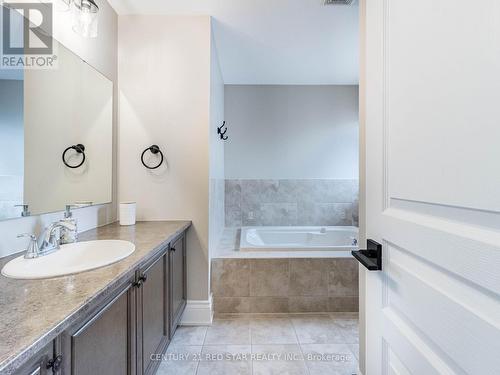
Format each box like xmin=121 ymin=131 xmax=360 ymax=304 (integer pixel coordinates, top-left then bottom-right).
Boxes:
xmin=18 ymin=233 xmax=40 ymax=259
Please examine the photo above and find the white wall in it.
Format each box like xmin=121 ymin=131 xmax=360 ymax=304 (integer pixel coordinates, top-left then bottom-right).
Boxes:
xmin=224 ymin=85 xmax=359 ymax=179
xmin=208 ymin=23 xmax=225 ymax=255
xmin=118 ymin=15 xmax=212 ymax=301
xmin=0 ymin=0 xmax=118 ymax=258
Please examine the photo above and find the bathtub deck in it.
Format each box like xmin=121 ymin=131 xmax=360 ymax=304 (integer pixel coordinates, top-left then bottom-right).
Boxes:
xmin=214 ymin=228 xmax=354 ymax=259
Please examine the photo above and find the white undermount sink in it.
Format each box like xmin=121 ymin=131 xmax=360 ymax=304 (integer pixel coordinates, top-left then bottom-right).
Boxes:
xmin=1 ymin=240 xmax=135 ymax=280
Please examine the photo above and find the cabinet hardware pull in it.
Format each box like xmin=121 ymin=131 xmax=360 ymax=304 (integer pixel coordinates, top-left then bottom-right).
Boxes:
xmin=133 ymin=274 xmax=148 ymax=288
xmin=171 ymin=247 xmax=176 ymax=252
xmin=133 ymin=280 xmax=142 ymax=288
xmin=47 ymin=355 xmax=63 ymax=372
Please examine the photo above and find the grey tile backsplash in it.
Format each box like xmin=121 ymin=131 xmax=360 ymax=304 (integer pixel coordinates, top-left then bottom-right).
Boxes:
xmin=225 ymin=179 xmax=359 ymax=227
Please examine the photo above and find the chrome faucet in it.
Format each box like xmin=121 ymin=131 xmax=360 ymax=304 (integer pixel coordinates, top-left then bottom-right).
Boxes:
xmin=38 ymin=220 xmax=77 ymax=255
xmin=17 ymin=220 xmax=78 ymax=259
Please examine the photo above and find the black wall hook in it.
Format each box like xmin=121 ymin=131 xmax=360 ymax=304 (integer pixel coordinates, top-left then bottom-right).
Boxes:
xmin=62 ymin=144 xmax=86 ymax=169
xmin=141 ymin=145 xmax=164 ymax=169
xmin=217 ymin=121 xmax=228 ymax=140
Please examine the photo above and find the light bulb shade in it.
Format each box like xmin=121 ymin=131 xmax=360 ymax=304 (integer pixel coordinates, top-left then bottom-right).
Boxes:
xmin=72 ymin=0 xmax=99 ymax=38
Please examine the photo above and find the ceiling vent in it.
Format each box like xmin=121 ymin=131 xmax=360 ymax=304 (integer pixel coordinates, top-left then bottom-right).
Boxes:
xmin=324 ymin=0 xmax=355 ymax=5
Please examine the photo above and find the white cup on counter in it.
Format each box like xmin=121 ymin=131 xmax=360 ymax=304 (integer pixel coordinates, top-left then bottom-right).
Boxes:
xmin=119 ymin=202 xmax=137 ymax=226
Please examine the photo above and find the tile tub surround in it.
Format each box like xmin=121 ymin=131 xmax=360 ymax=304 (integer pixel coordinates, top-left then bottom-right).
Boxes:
xmin=225 ymin=179 xmax=359 ymax=227
xmin=155 ymin=313 xmax=359 ymax=375
xmin=0 ymin=221 xmax=191 ymax=374
xmin=211 ymin=258 xmax=359 ymax=314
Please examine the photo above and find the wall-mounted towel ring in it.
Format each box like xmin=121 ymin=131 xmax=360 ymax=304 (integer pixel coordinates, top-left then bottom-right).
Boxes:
xmin=217 ymin=121 xmax=228 ymax=140
xmin=141 ymin=145 xmax=164 ymax=169
xmin=62 ymin=144 xmax=86 ymax=169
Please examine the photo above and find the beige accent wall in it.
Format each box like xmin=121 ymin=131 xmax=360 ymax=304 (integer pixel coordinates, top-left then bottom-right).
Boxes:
xmin=118 ymin=15 xmax=213 ymax=301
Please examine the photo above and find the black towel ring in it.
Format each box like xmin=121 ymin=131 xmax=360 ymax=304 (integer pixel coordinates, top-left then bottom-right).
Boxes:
xmin=141 ymin=145 xmax=164 ymax=169
xmin=62 ymin=144 xmax=86 ymax=169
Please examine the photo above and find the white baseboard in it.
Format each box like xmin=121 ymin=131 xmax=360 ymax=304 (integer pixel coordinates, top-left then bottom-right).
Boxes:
xmin=180 ymin=295 xmax=213 ymax=325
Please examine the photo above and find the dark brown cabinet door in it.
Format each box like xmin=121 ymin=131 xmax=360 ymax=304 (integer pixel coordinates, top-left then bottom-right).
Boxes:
xmin=66 ymin=283 xmax=134 ymax=375
xmin=14 ymin=341 xmax=54 ymax=375
xmin=138 ymin=250 xmax=169 ymax=375
xmin=26 ymin=230 xmax=189 ymax=375
xmin=169 ymin=235 xmax=186 ymax=337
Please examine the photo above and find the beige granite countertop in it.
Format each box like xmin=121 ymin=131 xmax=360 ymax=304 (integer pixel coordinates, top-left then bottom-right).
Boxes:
xmin=0 ymin=221 xmax=191 ymax=375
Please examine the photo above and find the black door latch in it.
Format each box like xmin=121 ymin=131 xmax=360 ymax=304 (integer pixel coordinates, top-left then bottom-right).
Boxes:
xmin=352 ymin=239 xmax=382 ymax=271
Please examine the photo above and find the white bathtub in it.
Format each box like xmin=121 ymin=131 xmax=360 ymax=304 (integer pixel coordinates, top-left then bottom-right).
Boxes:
xmin=240 ymin=226 xmax=359 ymax=252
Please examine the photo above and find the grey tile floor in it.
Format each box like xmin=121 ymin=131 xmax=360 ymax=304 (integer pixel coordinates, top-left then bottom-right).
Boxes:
xmin=156 ymin=313 xmax=359 ymax=375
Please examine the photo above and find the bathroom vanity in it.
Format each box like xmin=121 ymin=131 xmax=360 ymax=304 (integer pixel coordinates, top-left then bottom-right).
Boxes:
xmin=0 ymin=221 xmax=190 ymax=375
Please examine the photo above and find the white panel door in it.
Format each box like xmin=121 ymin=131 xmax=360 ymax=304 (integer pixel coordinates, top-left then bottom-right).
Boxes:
xmin=363 ymin=0 xmax=500 ymax=374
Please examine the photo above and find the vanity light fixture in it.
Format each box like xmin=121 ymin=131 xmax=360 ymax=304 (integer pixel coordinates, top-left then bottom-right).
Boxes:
xmin=56 ymin=0 xmax=72 ymax=12
xmin=71 ymin=0 xmax=99 ymax=38
xmin=56 ymin=0 xmax=99 ymax=38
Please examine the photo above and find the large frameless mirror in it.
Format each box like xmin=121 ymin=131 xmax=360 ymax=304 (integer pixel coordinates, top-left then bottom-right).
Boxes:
xmin=0 ymin=4 xmax=113 ymax=220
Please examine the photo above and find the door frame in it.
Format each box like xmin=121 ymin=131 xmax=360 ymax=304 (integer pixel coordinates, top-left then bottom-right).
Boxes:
xmin=358 ymin=0 xmax=368 ymax=374
xmin=357 ymin=0 xmax=500 ymax=373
